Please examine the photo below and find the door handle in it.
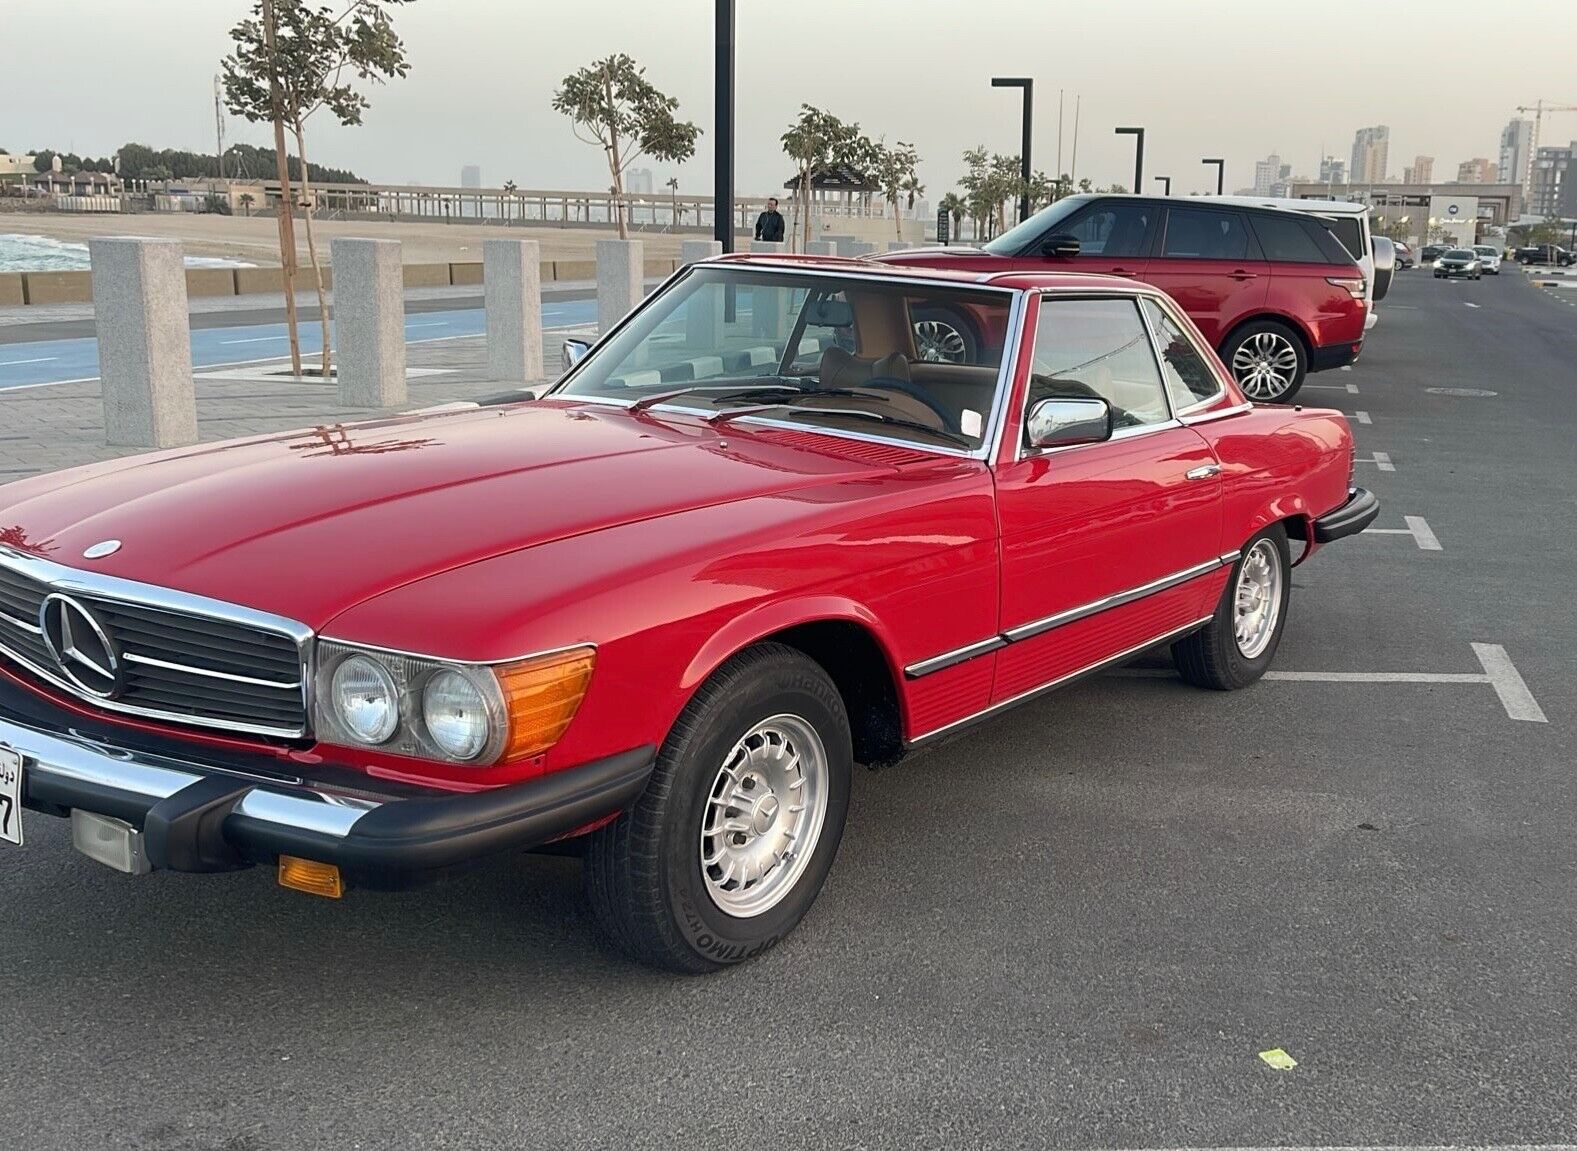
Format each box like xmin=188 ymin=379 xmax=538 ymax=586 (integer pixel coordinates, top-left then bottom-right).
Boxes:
xmin=1229 ymin=270 xmax=1258 ymax=281
xmin=1186 ymin=464 xmax=1222 ymax=481
xmin=1109 ymin=267 xmax=1138 ymax=277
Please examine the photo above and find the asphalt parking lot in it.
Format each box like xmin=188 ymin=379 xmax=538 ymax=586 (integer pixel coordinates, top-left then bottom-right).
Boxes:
xmin=3 ymin=268 xmax=1575 ymax=1151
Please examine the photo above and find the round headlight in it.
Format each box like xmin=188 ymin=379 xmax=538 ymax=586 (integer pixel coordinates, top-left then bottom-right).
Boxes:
xmin=422 ymin=670 xmax=491 ymax=761
xmin=332 ymin=655 xmax=399 ymax=744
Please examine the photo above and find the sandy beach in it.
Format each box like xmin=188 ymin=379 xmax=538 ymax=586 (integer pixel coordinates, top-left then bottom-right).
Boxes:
xmin=0 ymin=211 xmax=692 ymax=267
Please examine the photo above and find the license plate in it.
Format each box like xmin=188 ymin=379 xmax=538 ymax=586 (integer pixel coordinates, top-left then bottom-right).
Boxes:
xmin=0 ymin=746 xmax=21 ymax=847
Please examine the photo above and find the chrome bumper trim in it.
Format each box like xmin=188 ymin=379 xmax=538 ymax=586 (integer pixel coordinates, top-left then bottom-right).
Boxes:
xmin=1 ymin=714 xmax=377 ymax=840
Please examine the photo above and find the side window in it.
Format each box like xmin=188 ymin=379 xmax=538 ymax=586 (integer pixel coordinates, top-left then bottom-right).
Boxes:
xmin=1326 ymin=216 xmax=1366 ymax=261
xmin=1059 ymin=202 xmax=1153 ymax=258
xmin=1028 ymin=298 xmax=1170 ymax=431
xmin=1249 ymin=214 xmax=1329 ymax=263
xmin=1141 ymin=298 xmax=1223 ymax=410
xmin=791 ymin=289 xmax=854 ymax=366
xmin=1162 ymin=208 xmax=1250 ymax=260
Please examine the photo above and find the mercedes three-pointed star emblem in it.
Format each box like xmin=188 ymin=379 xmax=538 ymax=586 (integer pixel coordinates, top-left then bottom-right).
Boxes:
xmin=38 ymin=593 xmax=122 ymax=698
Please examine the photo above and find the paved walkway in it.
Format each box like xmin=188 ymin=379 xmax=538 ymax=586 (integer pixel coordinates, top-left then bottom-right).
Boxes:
xmin=0 ymin=333 xmax=576 ymax=481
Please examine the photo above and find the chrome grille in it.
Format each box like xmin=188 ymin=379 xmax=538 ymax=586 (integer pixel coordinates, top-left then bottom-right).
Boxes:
xmin=0 ymin=548 xmax=310 ymax=738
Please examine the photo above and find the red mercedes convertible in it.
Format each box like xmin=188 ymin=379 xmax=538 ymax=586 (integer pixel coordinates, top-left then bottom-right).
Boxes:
xmin=0 ymin=255 xmax=1375 ymax=971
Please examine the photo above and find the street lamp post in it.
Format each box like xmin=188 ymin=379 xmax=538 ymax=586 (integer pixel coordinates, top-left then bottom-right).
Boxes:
xmin=1202 ymin=157 xmax=1225 ymax=195
xmin=714 ymin=0 xmax=735 ymax=250
xmin=1154 ymin=175 xmax=1171 ymax=195
xmin=992 ymin=77 xmax=1034 ymax=223
xmin=1114 ymin=127 xmax=1144 ymax=193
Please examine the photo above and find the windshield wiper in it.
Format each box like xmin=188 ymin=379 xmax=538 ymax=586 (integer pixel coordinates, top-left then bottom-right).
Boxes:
xmin=628 ymin=382 xmax=801 ymax=412
xmin=711 ymin=400 xmax=972 ymax=448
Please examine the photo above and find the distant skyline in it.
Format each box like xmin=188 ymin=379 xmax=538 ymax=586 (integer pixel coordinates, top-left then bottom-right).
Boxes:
xmin=8 ymin=0 xmax=1577 ymax=198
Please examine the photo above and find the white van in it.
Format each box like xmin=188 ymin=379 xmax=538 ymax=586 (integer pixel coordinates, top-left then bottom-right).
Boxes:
xmin=1208 ymin=195 xmax=1378 ymax=330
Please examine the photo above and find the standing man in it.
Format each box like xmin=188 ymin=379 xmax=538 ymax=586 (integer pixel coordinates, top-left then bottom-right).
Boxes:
xmin=754 ymin=197 xmax=785 ymax=243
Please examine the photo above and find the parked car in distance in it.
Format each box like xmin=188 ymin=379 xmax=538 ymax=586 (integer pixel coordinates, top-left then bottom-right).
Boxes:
xmin=0 ymin=257 xmax=1379 ymax=971
xmin=1516 ymin=245 xmax=1576 ymax=266
xmin=1434 ymin=248 xmax=1482 ymax=279
xmin=1420 ymin=244 xmax=1450 ymax=263
xmin=1393 ymin=241 xmax=1415 ymax=269
xmin=1472 ymin=245 xmax=1502 ymax=274
xmin=879 ymin=194 xmax=1368 ymax=403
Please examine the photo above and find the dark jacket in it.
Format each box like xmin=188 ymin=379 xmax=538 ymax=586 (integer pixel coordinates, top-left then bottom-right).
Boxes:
xmin=754 ymin=209 xmax=785 ymax=242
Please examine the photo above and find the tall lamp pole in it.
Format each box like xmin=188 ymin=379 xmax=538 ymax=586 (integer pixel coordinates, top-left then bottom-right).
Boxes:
xmin=714 ymin=0 xmax=735 ymax=250
xmin=1114 ymin=127 xmax=1144 ymax=193
xmin=1154 ymin=175 xmax=1171 ymax=195
xmin=992 ymin=77 xmax=1033 ymax=222
xmin=1202 ymin=157 xmax=1225 ymax=195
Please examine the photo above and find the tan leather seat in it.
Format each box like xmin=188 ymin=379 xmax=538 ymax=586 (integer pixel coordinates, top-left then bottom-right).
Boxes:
xmin=819 ymin=345 xmax=914 ymax=389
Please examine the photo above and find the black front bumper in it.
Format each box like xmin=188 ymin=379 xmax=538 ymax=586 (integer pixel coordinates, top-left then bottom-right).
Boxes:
xmin=1313 ymin=486 xmax=1380 ymax=543
xmin=5 ymin=679 xmax=654 ymax=889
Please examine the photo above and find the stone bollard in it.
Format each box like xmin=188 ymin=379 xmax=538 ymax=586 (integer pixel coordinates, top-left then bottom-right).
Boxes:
xmin=597 ymin=239 xmax=643 ymax=334
xmin=680 ymin=239 xmax=723 ymax=265
xmin=824 ymin=234 xmax=855 ymax=255
xmin=805 ymin=240 xmax=837 ymax=256
xmin=846 ymin=241 xmax=877 ymax=257
xmin=484 ymin=238 xmax=543 ymax=383
xmin=89 ymin=237 xmax=198 ymax=448
xmin=749 ymin=241 xmax=787 ymax=254
xmin=887 ymin=241 xmax=913 ymax=252
xmin=332 ymin=238 xmax=406 ymax=407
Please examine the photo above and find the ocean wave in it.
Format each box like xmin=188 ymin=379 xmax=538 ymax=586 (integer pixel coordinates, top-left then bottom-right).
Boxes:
xmin=0 ymin=234 xmax=254 ymax=272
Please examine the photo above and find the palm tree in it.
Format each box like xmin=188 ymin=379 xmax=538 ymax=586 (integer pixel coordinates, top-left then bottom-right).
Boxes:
xmin=502 ymin=179 xmax=518 ymax=224
xmin=665 ymin=176 xmax=679 ymax=230
xmin=238 ymin=192 xmax=255 ymax=217
xmin=938 ymin=192 xmax=965 ymax=241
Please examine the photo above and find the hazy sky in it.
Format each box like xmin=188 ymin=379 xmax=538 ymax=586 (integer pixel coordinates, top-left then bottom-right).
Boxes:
xmin=9 ymin=0 xmax=1577 ymax=198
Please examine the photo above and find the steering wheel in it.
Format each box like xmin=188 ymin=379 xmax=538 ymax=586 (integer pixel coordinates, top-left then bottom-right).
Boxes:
xmin=855 ymin=376 xmax=953 ymax=427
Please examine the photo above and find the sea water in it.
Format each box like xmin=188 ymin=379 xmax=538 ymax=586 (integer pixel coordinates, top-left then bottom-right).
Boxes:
xmin=0 ymin=233 xmax=251 ymax=272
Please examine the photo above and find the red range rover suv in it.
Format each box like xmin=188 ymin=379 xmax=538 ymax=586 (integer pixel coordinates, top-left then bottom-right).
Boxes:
xmin=881 ymin=193 xmax=1368 ymax=403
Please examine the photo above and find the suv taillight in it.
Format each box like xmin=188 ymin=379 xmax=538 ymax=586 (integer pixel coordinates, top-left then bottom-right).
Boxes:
xmin=1326 ymin=277 xmax=1367 ymax=300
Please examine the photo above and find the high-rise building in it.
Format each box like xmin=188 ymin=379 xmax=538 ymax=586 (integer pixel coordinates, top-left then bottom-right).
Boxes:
xmin=626 ymin=167 xmax=655 ymax=195
xmin=1402 ymin=155 xmax=1434 ymax=185
xmin=1456 ymin=158 xmax=1497 ymax=184
xmin=1253 ymin=153 xmax=1282 ymax=196
xmin=460 ymin=164 xmax=482 ymax=189
xmin=1529 ymin=142 xmax=1574 ymax=216
xmin=1500 ymin=118 xmax=1535 ymax=196
xmin=1350 ymin=126 xmax=1390 ymax=185
xmin=1318 ymin=155 xmax=1347 ymax=186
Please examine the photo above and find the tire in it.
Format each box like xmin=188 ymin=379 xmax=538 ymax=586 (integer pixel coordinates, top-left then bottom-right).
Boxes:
xmin=1221 ymin=320 xmax=1307 ymax=404
xmin=1172 ymin=525 xmax=1291 ymax=691
xmin=583 ymin=643 xmax=852 ymax=972
xmin=911 ymin=306 xmax=980 ymax=364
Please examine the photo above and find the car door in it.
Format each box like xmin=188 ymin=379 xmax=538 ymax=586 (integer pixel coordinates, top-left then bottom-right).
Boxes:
xmin=991 ymin=293 xmax=1226 ymax=704
xmin=996 ymin=197 xmax=1158 ymax=281
xmin=1146 ymin=205 xmax=1269 ymax=348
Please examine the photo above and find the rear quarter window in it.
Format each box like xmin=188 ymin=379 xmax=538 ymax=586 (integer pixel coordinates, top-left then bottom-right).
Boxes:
xmin=1325 ymin=216 xmax=1367 ymax=262
xmin=1250 ymin=214 xmax=1336 ymax=264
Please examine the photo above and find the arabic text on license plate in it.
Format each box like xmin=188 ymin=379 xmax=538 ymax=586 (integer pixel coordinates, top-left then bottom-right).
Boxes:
xmin=0 ymin=746 xmax=21 ymax=847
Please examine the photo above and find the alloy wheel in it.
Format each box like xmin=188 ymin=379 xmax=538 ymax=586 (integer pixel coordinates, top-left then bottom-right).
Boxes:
xmin=699 ymin=714 xmax=830 ymax=918
xmin=1233 ymin=539 xmax=1284 ymax=659
xmin=1230 ymin=332 xmax=1300 ymax=401
xmin=913 ymin=319 xmax=969 ymax=363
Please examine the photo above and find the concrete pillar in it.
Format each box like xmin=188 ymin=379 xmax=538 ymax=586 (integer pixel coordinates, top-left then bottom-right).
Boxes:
xmin=89 ymin=237 xmax=197 ymax=449
xmin=887 ymin=241 xmax=912 ymax=252
xmin=750 ymin=241 xmax=787 ymax=255
xmin=681 ymin=239 xmax=723 ymax=265
xmin=483 ymin=238 xmax=543 ymax=382
xmin=597 ymin=238 xmax=643 ymax=333
xmin=805 ymin=240 xmax=837 ymax=256
xmin=846 ymin=241 xmax=877 ymax=257
xmin=332 ymin=238 xmax=406 ymax=407
xmin=825 ymin=235 xmax=856 ymax=255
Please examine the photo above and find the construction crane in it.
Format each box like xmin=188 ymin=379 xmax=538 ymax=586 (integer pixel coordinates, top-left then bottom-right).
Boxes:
xmin=1514 ymin=100 xmax=1577 ymax=202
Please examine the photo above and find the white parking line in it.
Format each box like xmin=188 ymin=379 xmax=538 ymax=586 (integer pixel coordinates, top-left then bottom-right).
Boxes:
xmin=1355 ymin=451 xmax=1394 ymax=471
xmin=1113 ymin=645 xmax=1546 ymax=722
xmin=1465 ymin=302 xmax=1482 ymax=308
xmin=0 ymin=356 xmax=57 ymax=366
xmin=1103 ymin=1145 xmax=1577 ymax=1151
xmin=1362 ymin=515 xmax=1441 ymax=550
xmin=220 ymin=335 xmax=287 ymax=345
xmin=1354 ymin=410 xmax=1371 ymax=424
xmin=1304 ymin=382 xmax=1360 ymax=393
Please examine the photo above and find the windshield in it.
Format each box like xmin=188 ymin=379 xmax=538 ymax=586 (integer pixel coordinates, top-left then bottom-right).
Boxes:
xmin=1474 ymin=247 xmax=1497 ymax=256
xmin=554 ymin=266 xmax=1015 ymax=452
xmin=981 ymin=195 xmax=1095 ymax=255
xmin=1446 ymin=249 xmax=1474 ymax=259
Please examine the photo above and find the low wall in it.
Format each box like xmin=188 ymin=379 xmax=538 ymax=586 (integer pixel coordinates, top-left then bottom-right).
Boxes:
xmin=9 ymin=257 xmax=682 ymax=305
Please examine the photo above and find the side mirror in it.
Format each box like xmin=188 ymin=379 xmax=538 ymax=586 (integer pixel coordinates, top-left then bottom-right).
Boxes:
xmin=1040 ymin=233 xmax=1081 ymax=258
xmin=562 ymin=338 xmax=591 ymax=373
xmin=1026 ymin=397 xmax=1112 ymax=450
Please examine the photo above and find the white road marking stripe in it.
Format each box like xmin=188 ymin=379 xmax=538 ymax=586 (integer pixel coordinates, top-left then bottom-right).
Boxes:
xmin=1348 ymin=381 xmax=1359 ymax=393
xmin=0 ymin=356 xmax=58 ymax=366
xmin=1465 ymin=301 xmax=1482 ymax=308
xmin=404 ymin=320 xmax=448 ymax=329
xmin=1472 ymin=643 xmax=1548 ymax=722
xmin=220 ymin=335 xmax=288 ymax=345
xmin=1404 ymin=514 xmax=1441 ymax=550
xmin=1098 ymin=1145 xmax=1577 ymax=1151
xmin=1355 ymin=452 xmax=1394 ymax=471
xmin=1339 ymin=365 xmax=1352 ymax=371
xmin=1265 ymin=671 xmax=1488 ymax=683
xmin=1355 ymin=410 xmax=1371 ymax=424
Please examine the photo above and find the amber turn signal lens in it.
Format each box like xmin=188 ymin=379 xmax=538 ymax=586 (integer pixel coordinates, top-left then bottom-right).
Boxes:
xmin=495 ymin=647 xmax=596 ymax=760
xmin=278 ymin=856 xmax=345 ymax=899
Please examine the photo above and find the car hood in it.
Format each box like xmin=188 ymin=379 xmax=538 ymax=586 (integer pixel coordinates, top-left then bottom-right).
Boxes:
xmin=0 ymin=400 xmax=908 ymax=630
